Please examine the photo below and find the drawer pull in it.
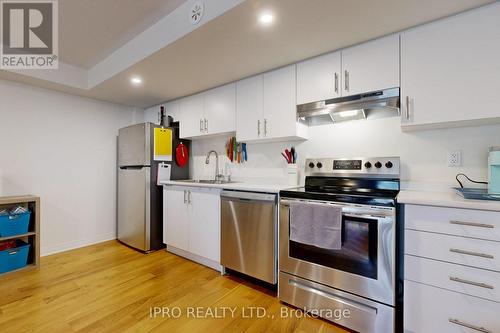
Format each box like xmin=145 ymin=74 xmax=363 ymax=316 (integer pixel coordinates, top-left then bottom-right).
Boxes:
xmin=450 ymin=248 xmax=494 ymax=259
xmin=449 ymin=220 xmax=494 ymax=229
xmin=449 ymin=276 xmax=494 ymax=290
xmin=289 ymin=279 xmax=377 ymax=315
xmin=449 ymin=318 xmax=492 ymax=333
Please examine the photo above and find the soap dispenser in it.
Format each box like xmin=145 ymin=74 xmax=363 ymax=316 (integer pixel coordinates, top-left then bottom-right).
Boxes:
xmin=488 ymin=147 xmax=500 ymax=194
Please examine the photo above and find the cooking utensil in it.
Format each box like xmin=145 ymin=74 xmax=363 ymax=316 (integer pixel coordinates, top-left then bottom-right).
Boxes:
xmin=175 ymin=142 xmax=188 ymax=167
xmin=242 ymin=143 xmax=247 ymax=162
xmin=285 ymin=149 xmax=292 ymax=164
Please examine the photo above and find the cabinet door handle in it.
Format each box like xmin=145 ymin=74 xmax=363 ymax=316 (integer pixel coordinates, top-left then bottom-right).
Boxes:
xmin=264 ymin=119 xmax=267 ymax=137
xmin=406 ymin=96 xmax=412 ymax=120
xmin=449 ymin=248 xmax=494 ymax=259
xmin=183 ymin=190 xmax=187 ymax=204
xmin=204 ymin=119 xmax=208 ymax=133
xmin=187 ymin=191 xmax=191 ymax=204
xmin=257 ymin=119 xmax=261 ymax=137
xmin=334 ymin=73 xmax=338 ymax=94
xmin=449 ymin=276 xmax=494 ymax=290
xmin=200 ymin=119 xmax=204 ymax=132
xmin=449 ymin=318 xmax=492 ymax=333
xmin=449 ymin=220 xmax=494 ymax=229
xmin=344 ymin=70 xmax=349 ymax=92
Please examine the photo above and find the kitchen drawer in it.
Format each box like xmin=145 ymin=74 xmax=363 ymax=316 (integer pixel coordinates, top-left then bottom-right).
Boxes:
xmin=405 ymin=204 xmax=500 ymax=242
xmin=280 ymin=272 xmax=394 ymax=333
xmin=405 ymin=229 xmax=500 ymax=272
xmin=405 ymin=255 xmax=500 ymax=303
xmin=405 ymin=280 xmax=500 ymax=333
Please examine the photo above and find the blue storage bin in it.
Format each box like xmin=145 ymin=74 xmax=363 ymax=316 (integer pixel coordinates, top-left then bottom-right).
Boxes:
xmin=0 ymin=211 xmax=31 ymax=237
xmin=0 ymin=240 xmax=30 ymax=274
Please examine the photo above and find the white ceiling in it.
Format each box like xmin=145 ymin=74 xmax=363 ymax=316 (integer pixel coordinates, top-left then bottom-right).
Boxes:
xmin=59 ymin=0 xmax=187 ymax=68
xmin=0 ymin=0 xmax=495 ymax=108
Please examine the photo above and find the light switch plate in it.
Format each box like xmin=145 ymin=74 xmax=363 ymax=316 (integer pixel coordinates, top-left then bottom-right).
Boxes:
xmin=447 ymin=150 xmax=462 ymax=167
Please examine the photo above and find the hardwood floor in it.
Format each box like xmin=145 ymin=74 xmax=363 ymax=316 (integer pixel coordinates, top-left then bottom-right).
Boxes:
xmin=0 ymin=241 xmax=349 ymax=333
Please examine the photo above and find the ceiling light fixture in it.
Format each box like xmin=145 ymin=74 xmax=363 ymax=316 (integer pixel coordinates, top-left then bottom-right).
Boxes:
xmin=131 ymin=76 xmax=142 ymax=85
xmin=259 ymin=12 xmax=274 ymax=25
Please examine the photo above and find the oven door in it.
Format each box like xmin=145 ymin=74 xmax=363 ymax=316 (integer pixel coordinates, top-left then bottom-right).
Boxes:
xmin=279 ymin=198 xmax=396 ymax=306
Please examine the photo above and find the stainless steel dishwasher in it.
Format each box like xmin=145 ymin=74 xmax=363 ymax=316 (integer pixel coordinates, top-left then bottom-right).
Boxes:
xmin=220 ymin=190 xmax=277 ymax=284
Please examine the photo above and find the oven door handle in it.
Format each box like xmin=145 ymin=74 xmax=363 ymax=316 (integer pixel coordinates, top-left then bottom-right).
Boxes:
xmin=343 ymin=213 xmax=391 ymax=221
xmin=280 ymin=199 xmax=395 ymax=219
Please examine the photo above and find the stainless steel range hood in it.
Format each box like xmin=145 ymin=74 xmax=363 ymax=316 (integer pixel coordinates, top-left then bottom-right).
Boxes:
xmin=297 ymin=88 xmax=400 ymax=123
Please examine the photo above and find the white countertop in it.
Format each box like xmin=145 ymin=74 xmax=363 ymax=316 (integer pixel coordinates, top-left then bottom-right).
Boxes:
xmin=398 ymin=189 xmax=500 ymax=212
xmin=160 ymin=180 xmax=298 ymax=193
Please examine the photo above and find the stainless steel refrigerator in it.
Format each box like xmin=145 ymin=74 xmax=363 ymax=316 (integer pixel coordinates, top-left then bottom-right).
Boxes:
xmin=117 ymin=122 xmax=189 ymax=252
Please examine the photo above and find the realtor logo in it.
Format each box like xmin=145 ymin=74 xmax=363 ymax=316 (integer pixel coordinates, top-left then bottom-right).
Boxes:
xmin=1 ymin=0 xmax=58 ymax=69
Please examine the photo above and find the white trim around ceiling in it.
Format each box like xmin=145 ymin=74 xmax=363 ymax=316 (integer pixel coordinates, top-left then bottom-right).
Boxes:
xmin=3 ymin=0 xmax=244 ymax=90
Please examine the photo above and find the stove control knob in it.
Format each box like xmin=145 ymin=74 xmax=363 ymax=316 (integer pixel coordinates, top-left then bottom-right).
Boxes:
xmin=316 ymin=162 xmax=323 ymax=168
xmin=385 ymin=161 xmax=393 ymax=169
xmin=364 ymin=162 xmax=372 ymax=169
xmin=308 ymin=162 xmax=315 ymax=168
xmin=374 ymin=161 xmax=382 ymax=169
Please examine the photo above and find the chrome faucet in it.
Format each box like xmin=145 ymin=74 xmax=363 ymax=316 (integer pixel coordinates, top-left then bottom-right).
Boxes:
xmin=205 ymin=150 xmax=221 ymax=181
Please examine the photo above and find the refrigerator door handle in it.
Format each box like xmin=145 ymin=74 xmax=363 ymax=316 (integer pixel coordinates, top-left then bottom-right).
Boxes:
xmin=144 ymin=166 xmax=151 ymax=250
xmin=119 ymin=165 xmax=145 ymax=170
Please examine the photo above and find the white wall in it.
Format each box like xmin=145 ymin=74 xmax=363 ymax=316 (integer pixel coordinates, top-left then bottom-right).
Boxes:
xmin=0 ymin=79 xmax=142 ymax=256
xmin=187 ymin=116 xmax=500 ymax=190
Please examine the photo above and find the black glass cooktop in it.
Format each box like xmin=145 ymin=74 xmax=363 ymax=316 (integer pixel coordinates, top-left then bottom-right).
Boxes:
xmin=280 ymin=176 xmax=400 ymax=207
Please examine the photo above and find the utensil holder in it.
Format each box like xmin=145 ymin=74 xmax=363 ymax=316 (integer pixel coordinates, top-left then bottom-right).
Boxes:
xmin=287 ymin=164 xmax=299 ymax=186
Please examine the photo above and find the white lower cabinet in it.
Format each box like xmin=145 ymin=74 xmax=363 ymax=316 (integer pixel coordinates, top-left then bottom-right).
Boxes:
xmin=188 ymin=190 xmax=220 ymax=262
xmin=163 ymin=186 xmax=220 ymax=268
xmin=405 ymin=280 xmax=500 ymax=333
xmin=163 ymin=186 xmax=189 ymax=251
xmin=404 ymin=203 xmax=500 ymax=333
xmin=406 ymin=255 xmax=500 ymax=303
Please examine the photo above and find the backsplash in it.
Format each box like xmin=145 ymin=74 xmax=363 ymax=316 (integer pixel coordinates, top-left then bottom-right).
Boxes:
xmin=144 ymin=108 xmax=500 ymax=191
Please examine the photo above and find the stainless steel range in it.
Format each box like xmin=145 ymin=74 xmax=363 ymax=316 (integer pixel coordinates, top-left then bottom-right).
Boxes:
xmin=279 ymin=157 xmax=402 ymax=333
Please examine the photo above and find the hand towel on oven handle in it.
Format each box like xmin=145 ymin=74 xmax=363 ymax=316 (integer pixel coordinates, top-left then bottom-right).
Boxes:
xmin=289 ymin=201 xmax=342 ymax=250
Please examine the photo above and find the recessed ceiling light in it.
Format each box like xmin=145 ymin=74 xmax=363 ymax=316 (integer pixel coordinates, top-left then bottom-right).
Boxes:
xmin=259 ymin=12 xmax=274 ymax=25
xmin=131 ymin=76 xmax=142 ymax=85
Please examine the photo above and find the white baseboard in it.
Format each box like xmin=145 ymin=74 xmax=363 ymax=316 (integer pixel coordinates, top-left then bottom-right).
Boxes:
xmin=167 ymin=245 xmax=222 ymax=273
xmin=41 ymin=232 xmax=117 ymax=256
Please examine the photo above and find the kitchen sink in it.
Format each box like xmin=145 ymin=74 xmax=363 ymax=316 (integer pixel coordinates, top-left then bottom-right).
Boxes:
xmin=176 ymin=179 xmax=238 ymax=185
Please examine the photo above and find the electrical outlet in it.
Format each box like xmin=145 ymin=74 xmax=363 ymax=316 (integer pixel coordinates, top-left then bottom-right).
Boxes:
xmin=447 ymin=150 xmax=462 ymax=167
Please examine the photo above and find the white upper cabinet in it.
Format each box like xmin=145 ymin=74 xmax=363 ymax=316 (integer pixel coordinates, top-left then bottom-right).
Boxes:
xmin=296 ymin=51 xmax=342 ymax=104
xmin=295 ymin=35 xmax=399 ymax=103
xmin=178 ymin=83 xmax=236 ymax=139
xmin=204 ymin=83 xmax=236 ymax=135
xmin=263 ymin=65 xmax=307 ymax=141
xmin=164 ymin=100 xmax=179 ymax=121
xmin=341 ymin=34 xmax=400 ymax=96
xmin=236 ymin=75 xmax=264 ymax=142
xmin=178 ymin=93 xmax=204 ymax=138
xmin=401 ymin=3 xmax=500 ymax=129
xmin=236 ymin=65 xmax=307 ymax=142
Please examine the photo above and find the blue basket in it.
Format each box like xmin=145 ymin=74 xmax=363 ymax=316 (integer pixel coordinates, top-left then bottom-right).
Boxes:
xmin=0 ymin=240 xmax=30 ymax=274
xmin=0 ymin=212 xmax=31 ymax=237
